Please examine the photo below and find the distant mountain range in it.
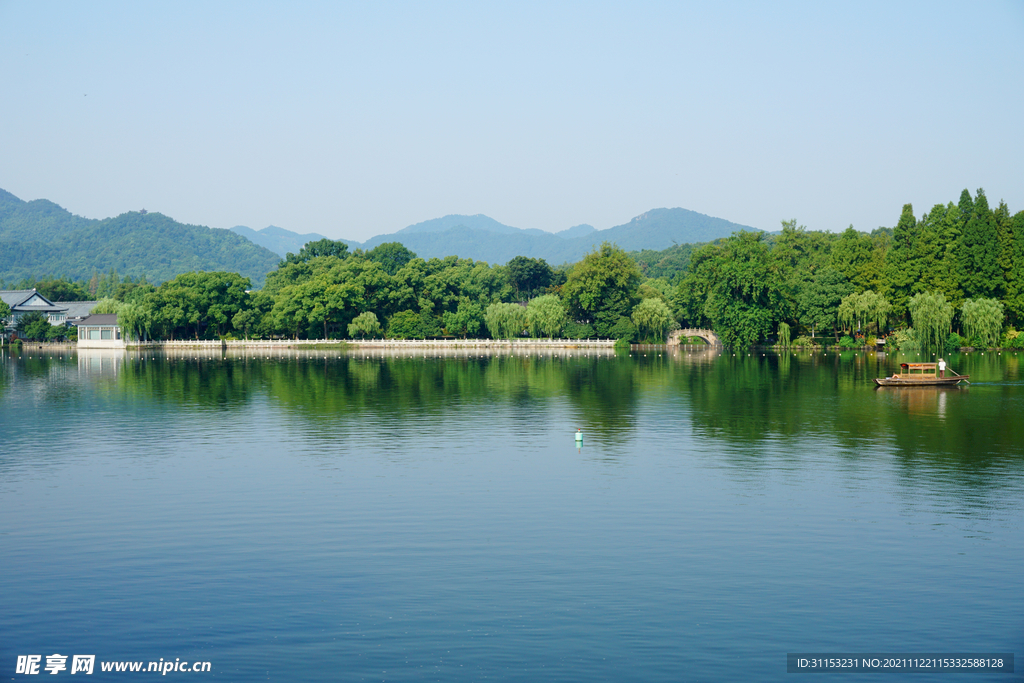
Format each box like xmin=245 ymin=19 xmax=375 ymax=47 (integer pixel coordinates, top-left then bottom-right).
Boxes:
xmin=228 ymin=225 xmax=329 ymax=259
xmin=1 ymin=186 xmax=758 ymax=287
xmin=236 ymin=208 xmax=757 ymax=264
xmin=0 ymin=189 xmax=281 ymax=287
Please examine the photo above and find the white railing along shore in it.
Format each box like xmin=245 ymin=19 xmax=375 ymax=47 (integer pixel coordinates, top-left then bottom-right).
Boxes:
xmin=130 ymin=338 xmax=616 ymax=348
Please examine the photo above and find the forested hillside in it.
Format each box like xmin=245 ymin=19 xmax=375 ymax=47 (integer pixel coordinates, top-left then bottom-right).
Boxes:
xmin=0 ymin=190 xmax=281 ymax=286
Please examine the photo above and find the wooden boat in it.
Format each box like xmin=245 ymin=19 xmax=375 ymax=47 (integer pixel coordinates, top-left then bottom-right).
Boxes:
xmin=874 ymin=362 xmax=968 ymax=386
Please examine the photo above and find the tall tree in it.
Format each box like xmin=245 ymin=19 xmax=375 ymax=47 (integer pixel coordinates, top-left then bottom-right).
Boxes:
xmin=881 ymin=203 xmax=918 ymax=321
xmin=797 ymin=268 xmax=854 ymax=340
xmin=33 ymin=278 xmax=90 ymax=302
xmin=366 ymin=242 xmax=416 ymax=276
xmin=677 ymin=231 xmax=786 ymax=347
xmin=958 ymin=188 xmax=1004 ymax=299
xmin=1004 ymin=211 xmax=1024 ymax=326
xmin=994 ymin=200 xmax=1014 ymax=286
xmin=283 ymin=238 xmax=349 ymax=265
xmin=829 ymin=226 xmax=878 ymax=292
xmin=506 ymin=256 xmax=553 ymax=300
xmin=150 ymin=271 xmax=251 ymax=339
xmin=562 ymin=243 xmax=641 ymax=338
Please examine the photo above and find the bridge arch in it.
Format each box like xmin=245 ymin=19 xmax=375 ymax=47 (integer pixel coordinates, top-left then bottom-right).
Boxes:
xmin=668 ymin=328 xmax=722 ymax=347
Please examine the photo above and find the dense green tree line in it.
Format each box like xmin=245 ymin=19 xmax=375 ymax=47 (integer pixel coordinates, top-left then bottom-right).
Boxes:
xmin=672 ymin=188 xmax=1023 ymax=347
xmin=72 ymin=241 xmax=665 ymax=343
xmin=8 ymin=187 xmax=1020 ymax=348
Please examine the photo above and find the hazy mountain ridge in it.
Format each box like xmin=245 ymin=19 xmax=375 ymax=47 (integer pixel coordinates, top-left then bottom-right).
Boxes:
xmin=230 ymin=225 xmax=330 ymax=259
xmin=355 ymin=207 xmax=757 ymax=264
xmin=1 ymin=186 xmax=757 ymax=284
xmin=0 ymin=190 xmax=281 ymax=286
xmin=394 ymin=214 xmax=551 ymax=237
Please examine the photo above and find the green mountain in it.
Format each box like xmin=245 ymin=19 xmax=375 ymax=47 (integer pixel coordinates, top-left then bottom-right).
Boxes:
xmin=0 ymin=189 xmax=281 ymax=286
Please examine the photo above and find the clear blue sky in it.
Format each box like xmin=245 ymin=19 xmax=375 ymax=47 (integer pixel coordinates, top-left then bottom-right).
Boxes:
xmin=1 ymin=1 xmax=1021 ymax=242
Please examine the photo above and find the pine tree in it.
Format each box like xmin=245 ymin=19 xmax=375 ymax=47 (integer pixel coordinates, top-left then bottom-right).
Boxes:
xmin=959 ymin=189 xmax=1004 ymax=299
xmin=936 ymin=202 xmax=964 ymax=308
xmin=913 ymin=204 xmax=946 ymax=296
xmin=957 ymin=189 xmax=974 ymax=226
xmin=994 ymin=200 xmax=1013 ymax=284
xmin=1005 ymin=211 xmax=1024 ymax=326
xmin=830 ymin=226 xmax=876 ymax=292
xmin=881 ymin=203 xmax=918 ymax=321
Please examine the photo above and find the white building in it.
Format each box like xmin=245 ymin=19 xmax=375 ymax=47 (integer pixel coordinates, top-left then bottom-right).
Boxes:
xmin=76 ymin=314 xmax=125 ymax=348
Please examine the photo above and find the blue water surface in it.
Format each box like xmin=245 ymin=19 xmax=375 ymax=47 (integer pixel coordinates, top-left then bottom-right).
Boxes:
xmin=1 ymin=348 xmax=1022 ymax=681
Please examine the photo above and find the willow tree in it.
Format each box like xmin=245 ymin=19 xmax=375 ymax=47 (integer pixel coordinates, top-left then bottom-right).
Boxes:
xmin=348 ymin=311 xmax=382 ymax=339
xmin=117 ymin=302 xmax=152 ymax=341
xmin=90 ymin=298 xmax=120 ymax=315
xmin=526 ymin=294 xmax=566 ymax=338
xmin=961 ymin=298 xmax=1004 ymax=348
xmin=631 ymin=298 xmax=674 ymax=343
xmin=907 ymin=291 xmax=953 ymax=353
xmin=837 ymin=290 xmax=891 ymax=334
xmin=484 ymin=302 xmax=528 ymax=339
xmin=777 ymin=321 xmax=791 ymax=348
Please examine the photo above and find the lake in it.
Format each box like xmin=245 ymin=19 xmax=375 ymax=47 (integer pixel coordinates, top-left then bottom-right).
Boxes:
xmin=1 ymin=346 xmax=1022 ymax=681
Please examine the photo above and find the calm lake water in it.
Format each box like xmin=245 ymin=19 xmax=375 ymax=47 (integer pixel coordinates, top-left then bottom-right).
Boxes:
xmin=2 ymin=347 xmax=1022 ymax=681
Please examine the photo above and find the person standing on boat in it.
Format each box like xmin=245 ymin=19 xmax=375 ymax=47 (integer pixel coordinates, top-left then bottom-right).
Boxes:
xmin=938 ymin=358 xmax=946 ymax=378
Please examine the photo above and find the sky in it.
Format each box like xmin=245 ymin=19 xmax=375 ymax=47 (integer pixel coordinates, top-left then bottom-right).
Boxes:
xmin=1 ymin=1 xmax=1022 ymax=242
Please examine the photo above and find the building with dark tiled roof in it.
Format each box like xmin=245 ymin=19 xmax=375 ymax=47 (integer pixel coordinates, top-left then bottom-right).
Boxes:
xmin=61 ymin=301 xmax=101 ymax=325
xmin=1 ymin=289 xmax=69 ymax=338
xmin=76 ymin=314 xmax=125 ymax=348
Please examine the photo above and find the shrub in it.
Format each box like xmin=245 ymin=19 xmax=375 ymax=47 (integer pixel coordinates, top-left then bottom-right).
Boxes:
xmin=386 ymin=310 xmax=424 ymax=339
xmin=563 ymin=321 xmax=594 ymax=339
xmin=945 ymin=332 xmax=967 ymax=352
xmin=607 ymin=316 xmax=637 ymax=341
xmin=888 ymin=328 xmax=920 ymax=351
xmin=838 ymin=335 xmax=857 ymax=348
xmin=1000 ymin=328 xmax=1023 ymax=349
xmin=792 ymin=335 xmax=817 ymax=347
xmin=961 ymin=334 xmax=985 ymax=349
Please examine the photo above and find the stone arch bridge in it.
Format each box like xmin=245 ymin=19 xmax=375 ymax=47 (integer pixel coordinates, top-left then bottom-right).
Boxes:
xmin=667 ymin=328 xmax=722 ymax=347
